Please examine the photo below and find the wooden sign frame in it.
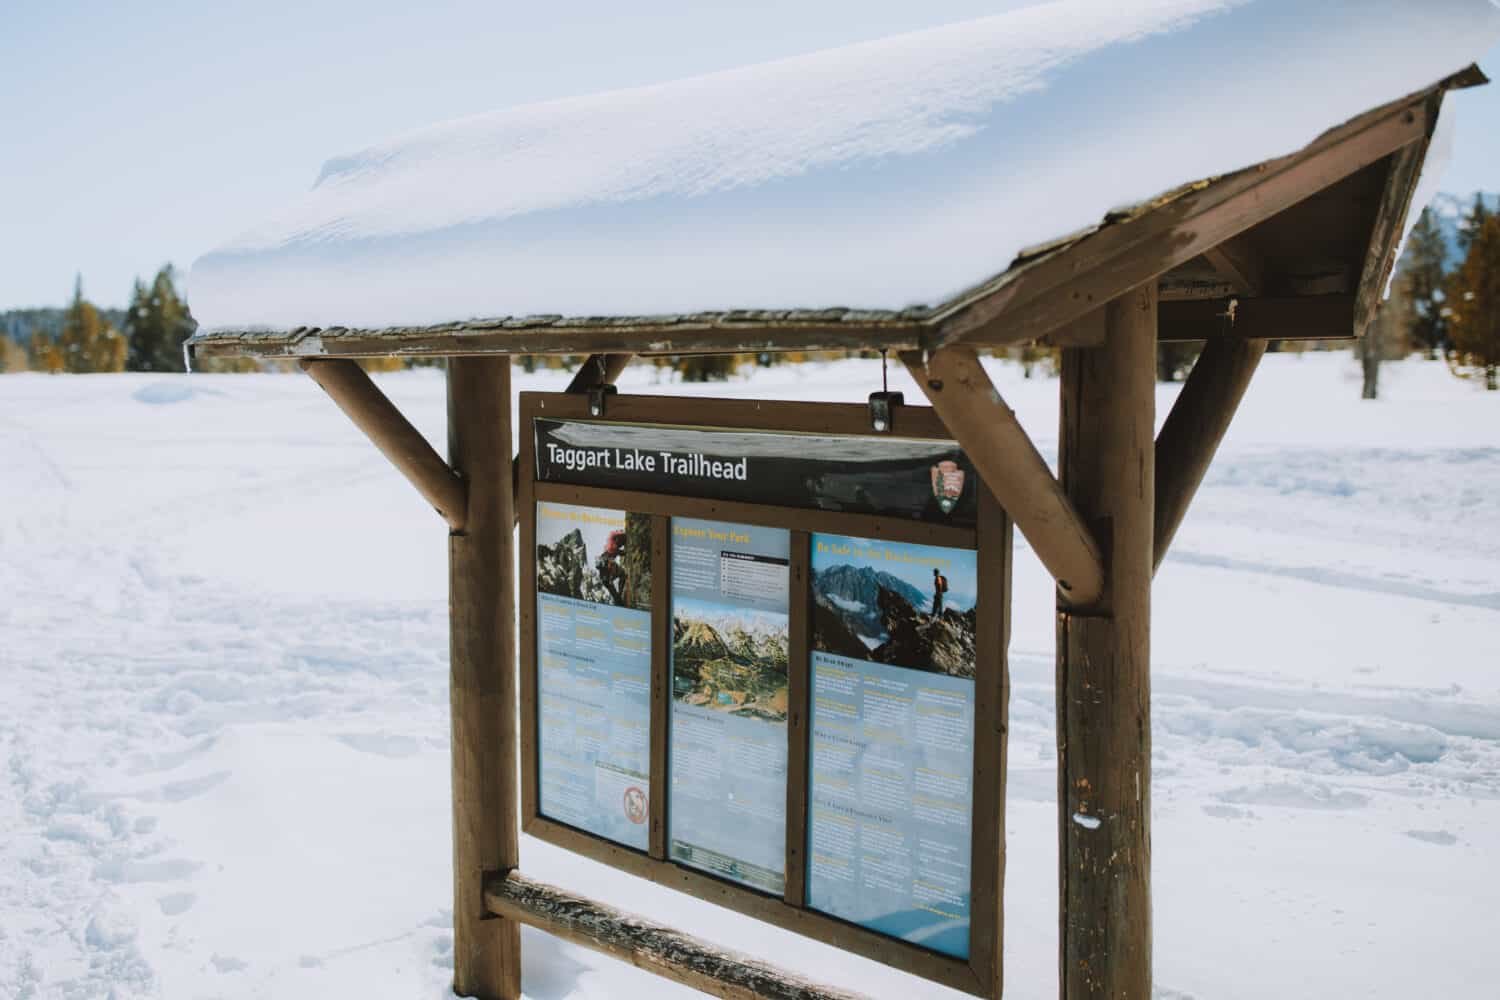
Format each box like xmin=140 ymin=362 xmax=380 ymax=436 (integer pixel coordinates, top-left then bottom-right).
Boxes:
xmin=517 ymin=391 xmax=1012 ymax=998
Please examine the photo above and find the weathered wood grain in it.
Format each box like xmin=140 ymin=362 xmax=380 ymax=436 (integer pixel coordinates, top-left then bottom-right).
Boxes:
xmin=485 ymin=870 xmax=867 ymax=1000
xmin=969 ymin=484 xmax=1012 ymax=996
xmin=1157 ymin=294 xmax=1354 ymax=342
xmin=784 ymin=530 xmax=811 ymax=909
xmin=1354 ymin=105 xmax=1437 ymax=339
xmin=1056 ymin=285 xmax=1156 ymax=999
xmin=1153 ymin=334 xmax=1266 ymax=571
xmin=448 ymin=357 xmax=521 ymax=999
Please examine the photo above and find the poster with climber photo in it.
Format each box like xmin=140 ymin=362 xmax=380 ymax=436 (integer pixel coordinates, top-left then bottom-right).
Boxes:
xmin=806 ymin=533 xmax=977 ymax=959
xmin=534 ymin=501 xmax=653 ymax=851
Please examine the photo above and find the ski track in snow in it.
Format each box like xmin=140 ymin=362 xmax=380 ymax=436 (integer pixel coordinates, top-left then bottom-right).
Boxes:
xmin=1 ymin=354 xmax=1498 ymax=999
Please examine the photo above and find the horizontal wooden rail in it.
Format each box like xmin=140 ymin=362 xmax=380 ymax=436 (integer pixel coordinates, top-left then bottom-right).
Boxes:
xmin=903 ymin=347 xmax=1105 ymax=606
xmin=483 ymin=870 xmax=865 ymax=1000
xmin=300 ymin=358 xmax=467 ymax=530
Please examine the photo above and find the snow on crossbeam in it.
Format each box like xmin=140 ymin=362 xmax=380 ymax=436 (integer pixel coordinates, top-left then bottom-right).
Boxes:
xmin=187 ymin=1 xmax=1500 ymax=355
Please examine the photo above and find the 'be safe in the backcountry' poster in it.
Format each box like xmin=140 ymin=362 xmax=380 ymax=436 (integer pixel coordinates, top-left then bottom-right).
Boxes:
xmin=807 ymin=533 xmax=978 ymax=958
xmin=535 ymin=501 xmax=654 ymax=851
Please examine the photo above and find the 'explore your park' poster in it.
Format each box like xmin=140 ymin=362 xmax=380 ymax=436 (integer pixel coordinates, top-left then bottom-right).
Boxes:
xmin=668 ymin=517 xmax=790 ymax=895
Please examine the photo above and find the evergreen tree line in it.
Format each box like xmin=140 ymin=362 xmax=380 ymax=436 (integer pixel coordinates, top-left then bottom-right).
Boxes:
xmin=0 ymin=266 xmax=195 ymax=374
xmin=1372 ymin=194 xmax=1500 ymax=391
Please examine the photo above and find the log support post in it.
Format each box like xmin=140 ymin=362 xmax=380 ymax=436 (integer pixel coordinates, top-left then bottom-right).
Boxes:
xmin=449 ymin=357 xmax=522 ymax=1000
xmin=1056 ymin=284 xmax=1156 ymax=999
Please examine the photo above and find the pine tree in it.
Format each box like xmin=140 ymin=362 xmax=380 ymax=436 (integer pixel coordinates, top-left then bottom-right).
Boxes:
xmin=1358 ymin=267 xmax=1414 ymax=400
xmin=1446 ymin=212 xmax=1500 ymax=390
xmin=124 ymin=265 xmax=194 ymax=372
xmin=1456 ymin=193 xmax=1492 ymax=258
xmin=1402 ymin=207 xmax=1450 ymax=359
xmin=0 ymin=336 xmax=29 ymax=372
xmin=58 ymin=277 xmax=127 ymax=373
xmin=29 ymin=331 xmax=64 ymax=373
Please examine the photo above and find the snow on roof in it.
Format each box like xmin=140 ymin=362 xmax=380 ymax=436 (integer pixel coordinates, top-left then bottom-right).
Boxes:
xmin=188 ymin=0 xmax=1500 ymax=335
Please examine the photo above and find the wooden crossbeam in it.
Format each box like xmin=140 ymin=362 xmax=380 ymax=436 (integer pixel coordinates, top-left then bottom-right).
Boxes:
xmin=1153 ymin=335 xmax=1266 ymax=571
xmin=483 ymin=870 xmax=864 ymax=1000
xmin=934 ymin=91 xmax=1429 ymax=349
xmin=300 ymin=358 xmax=467 ymax=530
xmin=902 ymin=347 xmax=1105 ymax=607
xmin=1158 ymin=294 xmax=1354 ymax=342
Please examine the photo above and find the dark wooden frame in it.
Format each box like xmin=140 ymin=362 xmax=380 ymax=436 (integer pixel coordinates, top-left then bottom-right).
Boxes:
xmin=515 ymin=392 xmax=1012 ymax=998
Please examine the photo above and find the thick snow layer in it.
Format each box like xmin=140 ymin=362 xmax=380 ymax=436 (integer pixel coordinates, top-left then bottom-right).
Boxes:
xmin=3 ymin=354 xmax=1500 ymax=999
xmin=188 ymin=0 xmax=1500 ymax=333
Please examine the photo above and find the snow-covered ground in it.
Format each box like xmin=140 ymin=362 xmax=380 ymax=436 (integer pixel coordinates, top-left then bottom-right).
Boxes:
xmin=2 ymin=353 xmax=1497 ymax=999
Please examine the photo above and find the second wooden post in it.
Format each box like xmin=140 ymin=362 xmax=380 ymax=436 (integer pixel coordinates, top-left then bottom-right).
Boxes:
xmin=448 ymin=357 xmax=522 ymax=999
xmin=1056 ymin=285 xmax=1156 ymax=998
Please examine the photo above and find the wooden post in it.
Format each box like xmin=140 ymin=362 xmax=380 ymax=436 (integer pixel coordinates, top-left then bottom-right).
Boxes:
xmin=448 ymin=357 xmax=522 ymax=1000
xmin=1056 ymin=284 xmax=1156 ymax=999
xmin=1153 ymin=334 xmax=1266 ymax=571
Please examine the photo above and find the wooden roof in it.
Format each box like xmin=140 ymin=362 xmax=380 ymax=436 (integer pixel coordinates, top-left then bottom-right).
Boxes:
xmin=186 ymin=68 xmax=1485 ymax=363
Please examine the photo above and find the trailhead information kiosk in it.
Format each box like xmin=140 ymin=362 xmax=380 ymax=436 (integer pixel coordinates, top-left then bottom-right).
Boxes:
xmin=517 ymin=393 xmax=1012 ymax=992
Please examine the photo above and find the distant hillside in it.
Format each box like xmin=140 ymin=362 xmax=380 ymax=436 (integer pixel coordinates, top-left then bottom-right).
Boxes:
xmin=1427 ymin=191 xmax=1499 ymax=269
xmin=2 ymin=307 xmax=128 ymax=344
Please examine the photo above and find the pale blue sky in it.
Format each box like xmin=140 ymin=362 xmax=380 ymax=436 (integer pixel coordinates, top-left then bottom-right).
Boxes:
xmin=1 ymin=1 xmax=1496 ymax=310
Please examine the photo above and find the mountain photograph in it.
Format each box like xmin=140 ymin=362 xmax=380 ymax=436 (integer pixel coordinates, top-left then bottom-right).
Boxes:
xmin=671 ymin=601 xmax=788 ymax=723
xmin=536 ymin=508 xmax=651 ymax=611
xmin=812 ymin=562 xmax=977 ymax=679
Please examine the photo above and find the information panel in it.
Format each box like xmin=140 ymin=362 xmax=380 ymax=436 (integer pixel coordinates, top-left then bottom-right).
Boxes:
xmin=806 ymin=533 xmax=978 ymax=959
xmin=520 ymin=392 xmax=1008 ymax=993
xmin=535 ymin=501 xmax=654 ymax=850
xmin=668 ymin=517 xmax=790 ymax=894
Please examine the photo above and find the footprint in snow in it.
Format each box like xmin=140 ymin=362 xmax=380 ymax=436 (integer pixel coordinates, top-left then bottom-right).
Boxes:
xmin=158 ymin=892 xmax=195 ymax=916
xmin=1405 ymin=829 xmax=1458 ymax=846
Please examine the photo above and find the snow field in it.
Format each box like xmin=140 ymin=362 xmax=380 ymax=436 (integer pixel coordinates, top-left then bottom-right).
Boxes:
xmin=1 ymin=353 xmax=1498 ymax=998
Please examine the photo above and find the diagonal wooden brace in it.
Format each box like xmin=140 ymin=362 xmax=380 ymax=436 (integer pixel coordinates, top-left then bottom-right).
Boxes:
xmin=513 ymin=352 xmax=635 ymax=526
xmin=1153 ymin=334 xmax=1266 ymax=571
xmin=300 ymin=358 xmax=467 ymax=531
xmin=903 ymin=347 xmax=1105 ymax=607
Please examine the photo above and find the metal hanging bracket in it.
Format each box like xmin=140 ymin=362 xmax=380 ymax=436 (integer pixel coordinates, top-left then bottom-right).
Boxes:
xmin=868 ymin=349 xmax=903 ymax=432
xmin=587 ymin=384 xmax=618 ymax=417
